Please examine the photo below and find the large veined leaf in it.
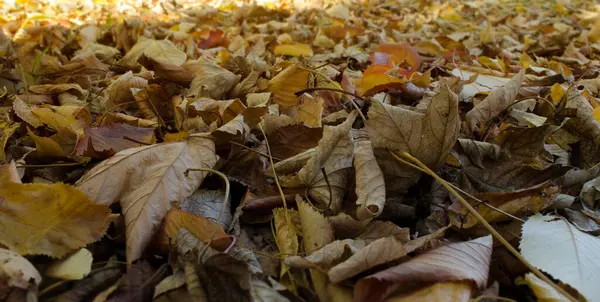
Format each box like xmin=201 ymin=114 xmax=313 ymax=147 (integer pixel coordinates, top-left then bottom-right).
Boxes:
xmin=520 ymin=214 xmax=600 ymax=301
xmin=76 ymin=135 xmax=218 ymax=262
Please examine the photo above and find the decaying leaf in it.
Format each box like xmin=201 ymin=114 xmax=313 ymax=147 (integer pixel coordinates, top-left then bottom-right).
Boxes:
xmin=0 ymin=248 xmax=42 ymax=298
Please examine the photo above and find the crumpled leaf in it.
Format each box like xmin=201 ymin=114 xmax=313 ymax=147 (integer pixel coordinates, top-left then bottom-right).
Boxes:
xmin=520 ymin=214 xmax=600 ymax=301
xmin=354 ymin=235 xmax=493 ymax=302
xmin=353 ymin=133 xmax=385 ymax=220
xmin=0 ymin=182 xmax=111 ymax=257
xmin=75 ymin=135 xmax=218 ymax=262
xmin=118 ymin=37 xmax=187 ymax=70
xmin=465 ymin=70 xmax=525 ymax=134
xmin=104 ymin=71 xmax=148 ymax=109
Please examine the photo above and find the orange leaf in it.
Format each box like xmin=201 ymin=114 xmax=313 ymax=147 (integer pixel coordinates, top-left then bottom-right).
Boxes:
xmin=372 ymin=43 xmax=421 ymax=72
xmin=157 ymin=208 xmax=231 ymax=252
xmin=274 ymin=44 xmax=314 ymax=57
xmin=357 ymin=65 xmax=406 ymax=96
xmin=322 ymin=24 xmax=364 ymax=40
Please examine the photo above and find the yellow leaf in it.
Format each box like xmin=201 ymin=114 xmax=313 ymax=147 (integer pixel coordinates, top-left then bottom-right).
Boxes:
xmin=164 ymin=131 xmax=190 ymax=142
xmin=31 ymin=107 xmax=84 ymax=136
xmin=386 ymin=281 xmax=473 ymax=302
xmin=410 ymin=70 xmax=432 ymax=88
xmin=267 ymin=64 xmax=310 ymax=107
xmin=480 ymin=22 xmax=495 ymax=44
xmin=519 ymin=52 xmax=535 ymax=69
xmin=548 ymin=61 xmax=573 ymax=80
xmin=45 ymin=248 xmax=93 ymax=280
xmin=0 ymin=183 xmax=111 ymax=257
xmin=593 ymin=107 xmax=600 ymax=123
xmin=27 ymin=127 xmax=76 ymax=158
xmin=357 ymin=65 xmax=406 ymax=96
xmin=551 ymin=83 xmax=566 ymax=103
xmin=589 ymin=20 xmax=600 ymax=43
xmin=477 ymin=56 xmax=506 ymax=72
xmin=274 ymin=44 xmax=314 ymax=57
xmin=439 ymin=7 xmax=462 ymax=21
xmin=296 ymin=95 xmax=323 ymax=128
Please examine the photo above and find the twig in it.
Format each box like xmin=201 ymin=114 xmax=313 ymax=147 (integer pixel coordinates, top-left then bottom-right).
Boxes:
xmin=16 ymin=162 xmax=84 ymax=168
xmin=259 ymin=124 xmax=302 ymax=236
xmin=397 ymin=151 xmax=578 ymax=302
xmin=183 ymin=168 xmax=231 ymax=263
xmin=295 ymin=87 xmax=365 ymax=100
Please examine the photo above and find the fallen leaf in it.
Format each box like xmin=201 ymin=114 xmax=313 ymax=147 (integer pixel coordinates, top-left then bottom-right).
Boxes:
xmin=0 ymin=248 xmax=42 ymax=298
xmin=267 ymin=64 xmax=310 ymax=107
xmin=75 ymin=135 xmax=218 ymax=262
xmin=353 ymin=135 xmax=385 ymax=220
xmin=187 ymin=58 xmax=241 ymax=99
xmin=156 ymin=208 xmax=232 ymax=252
xmin=45 ymin=248 xmax=93 ymax=280
xmin=354 ymin=236 xmax=492 ymax=302
xmin=0 ymin=122 xmax=19 ymax=162
xmin=0 ymin=183 xmax=111 ymax=257
xmin=118 ymin=37 xmax=187 ymax=70
xmin=465 ymin=70 xmax=525 ymax=134
xmin=520 ymin=214 xmax=600 ymax=301
xmin=274 ymin=43 xmax=314 ymax=57
xmin=75 ymin=123 xmax=156 ymax=158
xmin=357 ymin=65 xmax=406 ymax=96
xmin=517 ymin=273 xmax=569 ymax=302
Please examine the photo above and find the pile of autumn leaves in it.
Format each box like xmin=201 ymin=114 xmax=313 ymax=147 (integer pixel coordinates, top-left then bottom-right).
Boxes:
xmin=1 ymin=0 xmax=600 ymax=301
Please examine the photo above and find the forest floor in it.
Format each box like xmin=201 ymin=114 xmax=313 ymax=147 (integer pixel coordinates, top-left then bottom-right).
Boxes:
xmin=1 ymin=0 xmax=600 ymax=301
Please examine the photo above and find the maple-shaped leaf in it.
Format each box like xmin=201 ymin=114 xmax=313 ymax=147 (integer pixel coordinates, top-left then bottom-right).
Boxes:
xmin=75 ymin=134 xmax=218 ymax=263
xmin=0 ymin=183 xmax=111 ymax=258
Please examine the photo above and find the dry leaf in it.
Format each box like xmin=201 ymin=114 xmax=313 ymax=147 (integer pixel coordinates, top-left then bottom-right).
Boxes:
xmin=75 ymin=135 xmax=218 ymax=262
xmin=274 ymin=44 xmax=314 ymax=57
xmin=517 ymin=273 xmax=569 ymax=302
xmin=187 ymin=58 xmax=241 ymax=99
xmin=267 ymin=64 xmax=310 ymax=107
xmin=75 ymin=123 xmax=156 ymax=158
xmin=45 ymin=248 xmax=93 ymax=280
xmin=354 ymin=236 xmax=492 ymax=302
xmin=0 ymin=183 xmax=111 ymax=257
xmin=353 ymin=137 xmax=385 ymax=220
xmin=520 ymin=214 xmax=600 ymax=301
xmin=0 ymin=248 xmax=42 ymax=297
xmin=465 ymin=70 xmax=525 ymax=133
xmin=118 ymin=37 xmax=187 ymax=70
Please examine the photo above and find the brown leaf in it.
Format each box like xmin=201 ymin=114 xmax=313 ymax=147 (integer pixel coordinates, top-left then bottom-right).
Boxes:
xmin=354 ymin=236 xmax=493 ymax=302
xmin=76 ymin=135 xmax=218 ymax=262
xmin=328 ymin=236 xmax=406 ymax=283
xmin=465 ymin=70 xmax=525 ymax=134
xmin=266 ymin=124 xmax=323 ymax=159
xmin=137 ymin=54 xmax=195 ymax=85
xmin=186 ymin=58 xmax=241 ymax=99
xmin=75 ymin=124 xmax=156 ymax=158
xmin=353 ymin=135 xmax=386 ymax=220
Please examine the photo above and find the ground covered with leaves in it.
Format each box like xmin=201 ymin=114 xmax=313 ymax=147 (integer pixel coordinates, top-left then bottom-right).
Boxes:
xmin=1 ymin=0 xmax=600 ymax=301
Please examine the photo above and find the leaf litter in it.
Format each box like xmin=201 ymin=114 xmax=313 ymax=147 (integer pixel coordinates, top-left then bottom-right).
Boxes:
xmin=1 ymin=0 xmax=600 ymax=301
